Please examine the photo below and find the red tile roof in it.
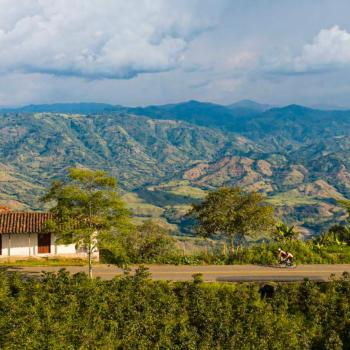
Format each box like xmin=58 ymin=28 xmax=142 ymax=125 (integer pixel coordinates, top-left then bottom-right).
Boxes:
xmin=0 ymin=212 xmax=53 ymax=234
xmin=0 ymin=205 xmax=11 ymax=213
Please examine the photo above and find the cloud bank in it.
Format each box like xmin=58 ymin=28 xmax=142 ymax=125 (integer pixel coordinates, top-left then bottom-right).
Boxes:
xmin=267 ymin=26 xmax=350 ymax=75
xmin=296 ymin=26 xmax=350 ymax=71
xmin=0 ymin=0 xmax=216 ymax=79
xmin=1 ymin=1 xmax=350 ymax=108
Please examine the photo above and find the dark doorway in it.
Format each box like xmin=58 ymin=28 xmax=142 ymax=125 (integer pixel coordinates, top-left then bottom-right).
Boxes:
xmin=38 ymin=233 xmax=51 ymax=254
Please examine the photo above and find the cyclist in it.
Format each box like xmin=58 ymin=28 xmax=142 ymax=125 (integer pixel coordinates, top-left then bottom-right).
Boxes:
xmin=277 ymin=248 xmax=294 ymax=266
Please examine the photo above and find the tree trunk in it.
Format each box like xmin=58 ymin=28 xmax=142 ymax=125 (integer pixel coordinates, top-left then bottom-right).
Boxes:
xmin=223 ymin=242 xmax=227 ymax=256
xmin=229 ymin=236 xmax=234 ymax=257
xmin=88 ymin=202 xmax=93 ymax=279
xmin=88 ymin=244 xmax=92 ymax=279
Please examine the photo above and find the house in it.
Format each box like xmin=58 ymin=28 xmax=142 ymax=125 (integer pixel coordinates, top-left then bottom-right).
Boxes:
xmin=0 ymin=212 xmax=78 ymax=257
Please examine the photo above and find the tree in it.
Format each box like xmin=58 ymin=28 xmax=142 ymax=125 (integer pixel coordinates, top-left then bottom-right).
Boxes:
xmin=43 ymin=168 xmax=132 ymax=277
xmin=106 ymin=220 xmax=176 ymax=264
xmin=273 ymin=223 xmax=299 ymax=242
xmin=133 ymin=221 xmax=176 ymax=261
xmin=188 ymin=187 xmax=275 ymax=254
xmin=315 ymin=225 xmax=350 ymax=246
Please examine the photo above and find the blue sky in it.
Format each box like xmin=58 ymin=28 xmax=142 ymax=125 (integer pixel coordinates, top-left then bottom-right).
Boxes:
xmin=1 ymin=0 xmax=350 ymax=107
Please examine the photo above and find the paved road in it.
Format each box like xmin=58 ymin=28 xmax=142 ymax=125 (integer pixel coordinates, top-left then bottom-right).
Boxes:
xmin=5 ymin=264 xmax=350 ymax=282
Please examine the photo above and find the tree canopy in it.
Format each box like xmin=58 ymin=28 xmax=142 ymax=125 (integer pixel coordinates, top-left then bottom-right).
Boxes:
xmin=189 ymin=187 xmax=275 ymax=250
xmin=43 ymin=168 xmax=132 ymax=276
xmin=1 ymin=269 xmax=350 ymax=349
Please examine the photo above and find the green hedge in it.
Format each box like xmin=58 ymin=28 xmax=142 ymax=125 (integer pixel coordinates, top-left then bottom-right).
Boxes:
xmin=107 ymin=240 xmax=350 ymax=265
xmin=0 ymin=268 xmax=350 ymax=349
xmin=232 ymin=241 xmax=350 ymax=265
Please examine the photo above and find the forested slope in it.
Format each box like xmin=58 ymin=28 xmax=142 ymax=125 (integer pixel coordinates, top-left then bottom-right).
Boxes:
xmin=1 ymin=101 xmax=350 ymax=234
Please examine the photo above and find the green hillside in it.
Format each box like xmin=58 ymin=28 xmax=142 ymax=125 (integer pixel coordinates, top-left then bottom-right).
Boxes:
xmin=1 ymin=102 xmax=350 ymax=235
xmin=0 ymin=112 xmax=245 ymax=207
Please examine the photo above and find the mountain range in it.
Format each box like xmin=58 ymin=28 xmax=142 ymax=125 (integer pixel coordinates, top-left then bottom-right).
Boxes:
xmin=1 ymin=100 xmax=350 ymax=236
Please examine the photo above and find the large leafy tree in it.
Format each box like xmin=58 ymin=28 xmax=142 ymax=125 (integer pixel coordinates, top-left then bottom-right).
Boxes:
xmin=43 ymin=168 xmax=132 ymax=277
xmin=189 ymin=187 xmax=275 ymax=253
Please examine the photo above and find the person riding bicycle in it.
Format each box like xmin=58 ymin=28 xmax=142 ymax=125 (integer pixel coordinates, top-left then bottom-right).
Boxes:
xmin=277 ymin=248 xmax=294 ymax=265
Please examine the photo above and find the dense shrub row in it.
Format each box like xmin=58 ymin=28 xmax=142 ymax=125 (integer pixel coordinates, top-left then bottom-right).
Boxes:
xmin=102 ymin=239 xmax=350 ymax=266
xmin=1 ymin=268 xmax=350 ymax=349
xmin=228 ymin=240 xmax=350 ymax=265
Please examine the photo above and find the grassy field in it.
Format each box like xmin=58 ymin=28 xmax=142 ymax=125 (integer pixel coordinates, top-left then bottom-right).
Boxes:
xmin=267 ymin=192 xmax=319 ymax=206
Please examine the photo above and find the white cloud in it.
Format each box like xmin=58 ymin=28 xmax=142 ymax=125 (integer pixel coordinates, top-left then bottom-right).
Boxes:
xmin=0 ymin=0 xmax=217 ymax=79
xmin=266 ymin=26 xmax=350 ymax=74
xmin=295 ymin=26 xmax=350 ymax=71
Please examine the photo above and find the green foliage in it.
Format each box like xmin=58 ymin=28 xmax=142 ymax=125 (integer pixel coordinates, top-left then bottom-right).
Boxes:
xmin=1 ymin=268 xmax=350 ymax=349
xmin=314 ymin=224 xmax=350 ymax=247
xmin=189 ymin=187 xmax=275 ymax=249
xmin=43 ymin=168 xmax=132 ymax=275
xmin=273 ymin=222 xmax=299 ymax=242
xmin=102 ymin=220 xmax=177 ymax=265
xmin=0 ymin=257 xmax=87 ymax=266
xmin=145 ymin=240 xmax=350 ymax=265
xmin=2 ymin=109 xmax=350 ymax=234
xmin=234 ymin=240 xmax=350 ymax=264
xmin=338 ymin=199 xmax=350 ymax=217
xmin=330 ymin=224 xmax=350 ymax=244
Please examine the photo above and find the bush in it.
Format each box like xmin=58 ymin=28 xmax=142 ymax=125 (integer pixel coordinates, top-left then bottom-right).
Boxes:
xmin=102 ymin=220 xmax=177 ymax=264
xmin=314 ymin=224 xmax=350 ymax=246
xmin=161 ymin=240 xmax=350 ymax=265
xmin=102 ymin=233 xmax=350 ymax=266
xmin=1 ymin=268 xmax=350 ymax=349
xmin=228 ymin=240 xmax=350 ymax=265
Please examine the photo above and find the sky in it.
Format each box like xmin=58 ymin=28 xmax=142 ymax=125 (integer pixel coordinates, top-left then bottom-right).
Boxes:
xmin=1 ymin=0 xmax=350 ymax=107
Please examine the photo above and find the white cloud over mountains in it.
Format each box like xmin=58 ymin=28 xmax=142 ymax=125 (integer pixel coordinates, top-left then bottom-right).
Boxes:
xmin=1 ymin=1 xmax=350 ymax=107
xmin=296 ymin=26 xmax=350 ymax=71
xmin=0 ymin=0 xmax=215 ymax=79
xmin=268 ymin=26 xmax=350 ymax=74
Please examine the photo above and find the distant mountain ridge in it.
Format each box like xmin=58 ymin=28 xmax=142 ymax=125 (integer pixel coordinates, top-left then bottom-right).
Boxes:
xmin=3 ymin=100 xmax=350 ymax=135
xmin=228 ymin=99 xmax=273 ymax=112
xmin=0 ymin=100 xmax=262 ymax=114
xmin=0 ymin=102 xmax=119 ymax=114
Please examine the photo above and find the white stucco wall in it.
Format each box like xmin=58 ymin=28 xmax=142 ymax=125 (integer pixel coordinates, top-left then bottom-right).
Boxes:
xmin=1 ymin=233 xmax=31 ymax=256
xmin=0 ymin=233 xmax=77 ymax=257
xmin=52 ymin=234 xmax=76 ymax=255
